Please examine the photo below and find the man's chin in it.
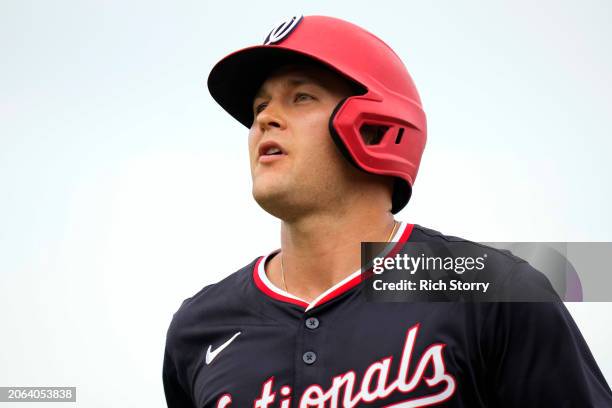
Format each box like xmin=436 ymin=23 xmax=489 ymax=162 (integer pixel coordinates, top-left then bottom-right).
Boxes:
xmin=252 ymin=188 xmax=309 ymax=220
xmin=253 ymin=188 xmax=287 ymax=215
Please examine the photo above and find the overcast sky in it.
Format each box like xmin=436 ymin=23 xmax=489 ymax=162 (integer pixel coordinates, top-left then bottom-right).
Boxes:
xmin=1 ymin=1 xmax=611 ymax=406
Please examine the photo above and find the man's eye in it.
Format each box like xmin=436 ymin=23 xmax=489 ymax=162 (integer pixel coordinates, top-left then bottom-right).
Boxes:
xmin=254 ymin=102 xmax=268 ymax=114
xmin=294 ymin=93 xmax=313 ymax=102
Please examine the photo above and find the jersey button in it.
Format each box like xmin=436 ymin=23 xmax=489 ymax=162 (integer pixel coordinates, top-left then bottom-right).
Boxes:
xmin=305 ymin=317 xmax=320 ymax=330
xmin=302 ymin=351 xmax=317 ymax=365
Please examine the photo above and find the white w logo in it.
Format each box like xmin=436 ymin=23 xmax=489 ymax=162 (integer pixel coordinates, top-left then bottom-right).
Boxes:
xmin=263 ymin=15 xmax=303 ymax=45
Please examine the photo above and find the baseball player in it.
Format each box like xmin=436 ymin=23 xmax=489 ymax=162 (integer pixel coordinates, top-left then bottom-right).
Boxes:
xmin=163 ymin=15 xmax=612 ymax=407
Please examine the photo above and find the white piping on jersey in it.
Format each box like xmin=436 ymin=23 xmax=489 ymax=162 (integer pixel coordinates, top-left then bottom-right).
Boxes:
xmin=256 ymin=221 xmax=410 ymax=312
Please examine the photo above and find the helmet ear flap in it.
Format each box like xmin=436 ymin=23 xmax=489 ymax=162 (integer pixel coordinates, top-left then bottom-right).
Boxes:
xmin=328 ymin=97 xmax=400 ymax=169
xmin=328 ymin=97 xmax=412 ymax=215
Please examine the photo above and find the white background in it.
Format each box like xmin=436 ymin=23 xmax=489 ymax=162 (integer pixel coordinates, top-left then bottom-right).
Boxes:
xmin=1 ymin=1 xmax=611 ymax=406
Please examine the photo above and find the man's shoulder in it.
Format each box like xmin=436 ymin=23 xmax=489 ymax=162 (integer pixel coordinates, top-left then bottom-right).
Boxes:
xmin=410 ymin=223 xmax=524 ymax=265
xmin=409 ymin=223 xmax=559 ymax=300
xmin=168 ymin=257 xmax=262 ymax=331
xmin=182 ymin=257 xmax=258 ymax=307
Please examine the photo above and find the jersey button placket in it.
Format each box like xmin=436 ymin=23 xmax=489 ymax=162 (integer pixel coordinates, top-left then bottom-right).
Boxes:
xmin=298 ymin=313 xmax=322 ymax=390
xmin=305 ymin=317 xmax=319 ymax=330
xmin=302 ymin=316 xmax=320 ymax=367
xmin=302 ymin=351 xmax=317 ymax=365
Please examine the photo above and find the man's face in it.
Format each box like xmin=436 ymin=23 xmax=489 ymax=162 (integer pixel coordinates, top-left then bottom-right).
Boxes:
xmin=247 ymin=63 xmax=376 ymax=219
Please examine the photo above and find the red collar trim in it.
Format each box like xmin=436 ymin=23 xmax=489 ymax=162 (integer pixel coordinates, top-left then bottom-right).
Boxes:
xmin=253 ymin=255 xmax=310 ymax=309
xmin=253 ymin=222 xmax=414 ymax=312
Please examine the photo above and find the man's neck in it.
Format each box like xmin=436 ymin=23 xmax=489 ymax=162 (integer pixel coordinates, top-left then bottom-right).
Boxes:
xmin=274 ymin=210 xmax=396 ymax=302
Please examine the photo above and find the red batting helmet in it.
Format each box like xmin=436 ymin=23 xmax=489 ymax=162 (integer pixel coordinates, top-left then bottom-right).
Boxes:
xmin=207 ymin=15 xmax=426 ymax=213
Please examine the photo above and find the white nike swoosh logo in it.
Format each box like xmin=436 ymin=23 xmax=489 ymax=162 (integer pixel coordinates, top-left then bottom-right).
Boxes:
xmin=205 ymin=331 xmax=241 ymax=365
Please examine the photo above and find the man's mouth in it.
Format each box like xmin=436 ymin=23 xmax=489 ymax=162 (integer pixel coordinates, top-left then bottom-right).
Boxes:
xmin=263 ymin=146 xmax=283 ymax=156
xmin=258 ymin=141 xmax=287 ymax=162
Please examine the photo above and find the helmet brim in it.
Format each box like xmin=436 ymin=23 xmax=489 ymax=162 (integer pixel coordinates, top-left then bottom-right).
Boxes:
xmin=207 ymin=46 xmax=360 ymax=128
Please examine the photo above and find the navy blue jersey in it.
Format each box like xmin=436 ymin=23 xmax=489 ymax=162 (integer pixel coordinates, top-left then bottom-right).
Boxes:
xmin=163 ymin=222 xmax=612 ymax=407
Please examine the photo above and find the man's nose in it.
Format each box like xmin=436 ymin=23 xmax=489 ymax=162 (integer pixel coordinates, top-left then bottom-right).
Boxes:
xmin=254 ymin=101 xmax=286 ymax=131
